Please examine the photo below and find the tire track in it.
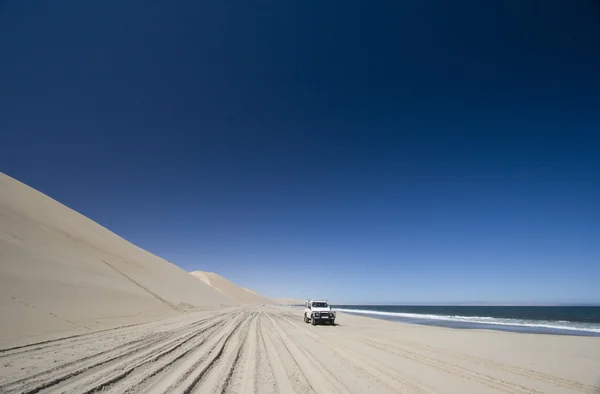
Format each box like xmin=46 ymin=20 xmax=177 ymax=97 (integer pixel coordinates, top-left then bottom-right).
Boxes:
xmin=223 ymin=311 xmax=259 ymax=394
xmin=177 ymin=311 xmax=251 ymax=393
xmin=124 ymin=313 xmax=236 ymax=393
xmin=360 ymin=338 xmax=543 ymax=394
xmin=0 ymin=313 xmax=228 ymax=394
xmin=0 ymin=320 xmax=152 ymax=358
xmin=266 ymin=313 xmax=351 ymax=394
xmin=193 ymin=312 xmax=256 ymax=393
xmin=0 ymin=312 xmax=226 ymax=365
xmin=58 ymin=315 xmax=229 ymax=393
xmin=257 ymin=315 xmax=298 ymax=393
xmin=0 ymin=333 xmax=170 ymax=394
xmin=252 ymin=313 xmax=279 ymax=393
xmin=262 ymin=315 xmax=315 ymax=393
xmin=277 ymin=312 xmax=432 ymax=394
xmin=0 ymin=333 xmax=158 ymax=387
xmin=375 ymin=337 xmax=599 ymax=394
xmin=138 ymin=310 xmax=249 ymax=393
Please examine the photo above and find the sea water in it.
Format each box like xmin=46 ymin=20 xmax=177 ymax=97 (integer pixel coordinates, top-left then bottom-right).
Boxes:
xmin=333 ymin=305 xmax=600 ymax=336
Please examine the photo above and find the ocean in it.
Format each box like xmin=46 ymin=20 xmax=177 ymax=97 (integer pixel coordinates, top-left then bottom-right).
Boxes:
xmin=332 ymin=305 xmax=600 ymax=336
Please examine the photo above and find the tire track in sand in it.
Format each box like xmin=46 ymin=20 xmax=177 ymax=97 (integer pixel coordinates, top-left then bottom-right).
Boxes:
xmin=65 ymin=315 xmax=228 ymax=393
xmin=0 ymin=313 xmax=228 ymax=394
xmin=276 ymin=312 xmax=432 ymax=394
xmin=373 ymin=336 xmax=600 ymax=394
xmin=360 ymin=337 xmax=543 ymax=394
xmin=266 ymin=313 xmax=351 ymax=394
xmin=192 ymin=312 xmax=256 ymax=393
xmin=222 ymin=310 xmax=260 ymax=394
xmin=0 ymin=332 xmax=169 ymax=394
xmin=257 ymin=314 xmax=298 ymax=393
xmin=0 ymin=312 xmax=227 ymax=370
xmin=0 ymin=319 xmax=159 ymax=359
xmin=137 ymin=310 xmax=249 ymax=393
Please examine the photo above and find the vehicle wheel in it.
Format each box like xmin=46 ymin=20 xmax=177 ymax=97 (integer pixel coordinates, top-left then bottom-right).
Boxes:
xmin=331 ymin=320 xmax=335 ymax=326
xmin=303 ymin=315 xmax=308 ymax=323
xmin=311 ymin=318 xmax=316 ymax=326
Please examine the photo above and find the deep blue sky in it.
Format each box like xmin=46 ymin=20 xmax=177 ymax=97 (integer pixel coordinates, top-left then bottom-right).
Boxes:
xmin=1 ymin=1 xmax=599 ymax=304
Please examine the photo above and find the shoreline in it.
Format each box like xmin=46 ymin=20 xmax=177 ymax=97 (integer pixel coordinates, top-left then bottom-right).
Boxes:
xmin=331 ymin=305 xmax=600 ymax=337
xmin=339 ymin=310 xmax=600 ymax=337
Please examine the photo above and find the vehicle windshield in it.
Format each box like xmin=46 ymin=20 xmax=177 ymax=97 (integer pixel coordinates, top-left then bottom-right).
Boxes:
xmin=312 ymin=302 xmax=328 ymax=308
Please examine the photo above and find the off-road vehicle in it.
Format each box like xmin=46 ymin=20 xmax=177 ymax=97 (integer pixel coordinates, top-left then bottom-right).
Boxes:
xmin=304 ymin=299 xmax=336 ymax=325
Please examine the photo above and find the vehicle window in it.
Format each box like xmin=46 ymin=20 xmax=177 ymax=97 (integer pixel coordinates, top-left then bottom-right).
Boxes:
xmin=312 ymin=302 xmax=328 ymax=308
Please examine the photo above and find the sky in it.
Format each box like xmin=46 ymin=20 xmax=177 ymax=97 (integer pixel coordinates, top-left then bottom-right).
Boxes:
xmin=1 ymin=1 xmax=599 ymax=304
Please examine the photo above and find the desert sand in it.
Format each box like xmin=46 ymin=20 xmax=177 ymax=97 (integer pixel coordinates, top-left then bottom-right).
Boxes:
xmin=190 ymin=271 xmax=273 ymax=305
xmin=1 ymin=307 xmax=599 ymax=393
xmin=0 ymin=173 xmax=233 ymax=346
xmin=2 ymin=172 xmax=600 ymax=393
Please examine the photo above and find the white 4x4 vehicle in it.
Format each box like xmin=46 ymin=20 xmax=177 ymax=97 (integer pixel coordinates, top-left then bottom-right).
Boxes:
xmin=304 ymin=300 xmax=336 ymax=325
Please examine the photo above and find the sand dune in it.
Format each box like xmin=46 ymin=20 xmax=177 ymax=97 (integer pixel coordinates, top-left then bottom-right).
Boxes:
xmin=1 ymin=307 xmax=598 ymax=394
xmin=190 ymin=271 xmax=273 ymax=305
xmin=242 ymin=287 xmax=261 ymax=297
xmin=273 ymin=298 xmax=304 ymax=305
xmin=0 ymin=173 xmax=234 ymax=347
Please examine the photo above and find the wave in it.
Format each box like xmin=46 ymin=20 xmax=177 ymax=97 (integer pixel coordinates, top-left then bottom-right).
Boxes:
xmin=334 ymin=308 xmax=600 ymax=334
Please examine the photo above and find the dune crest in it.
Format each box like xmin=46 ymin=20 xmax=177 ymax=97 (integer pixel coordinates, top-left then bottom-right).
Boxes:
xmin=190 ymin=271 xmax=273 ymax=305
xmin=273 ymin=298 xmax=305 ymax=305
xmin=0 ymin=173 xmax=234 ymax=346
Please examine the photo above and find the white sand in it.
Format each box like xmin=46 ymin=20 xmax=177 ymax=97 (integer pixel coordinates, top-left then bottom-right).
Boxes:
xmin=1 ymin=307 xmax=598 ymax=393
xmin=0 ymin=173 xmax=234 ymax=346
xmin=190 ymin=271 xmax=273 ymax=305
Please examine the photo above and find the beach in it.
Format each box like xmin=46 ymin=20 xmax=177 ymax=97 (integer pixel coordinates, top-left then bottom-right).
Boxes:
xmin=1 ymin=306 xmax=599 ymax=394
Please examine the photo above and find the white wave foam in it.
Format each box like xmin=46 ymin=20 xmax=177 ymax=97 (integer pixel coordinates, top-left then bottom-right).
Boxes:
xmin=334 ymin=308 xmax=600 ymax=334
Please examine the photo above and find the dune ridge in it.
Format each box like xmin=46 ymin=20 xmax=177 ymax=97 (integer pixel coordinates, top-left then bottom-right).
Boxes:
xmin=190 ymin=271 xmax=273 ymax=305
xmin=273 ymin=298 xmax=305 ymax=305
